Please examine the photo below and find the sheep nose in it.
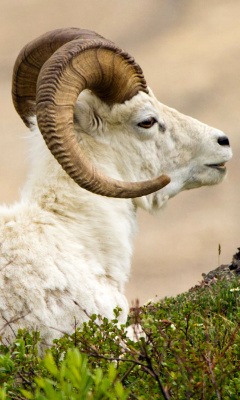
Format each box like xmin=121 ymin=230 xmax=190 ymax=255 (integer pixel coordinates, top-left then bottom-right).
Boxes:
xmin=217 ymin=136 xmax=230 ymax=147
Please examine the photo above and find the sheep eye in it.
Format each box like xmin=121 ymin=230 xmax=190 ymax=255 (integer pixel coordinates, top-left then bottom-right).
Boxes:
xmin=138 ymin=117 xmax=157 ymax=129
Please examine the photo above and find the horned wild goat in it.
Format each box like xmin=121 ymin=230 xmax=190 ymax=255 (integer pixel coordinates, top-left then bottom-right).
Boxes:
xmin=0 ymin=28 xmax=232 ymax=351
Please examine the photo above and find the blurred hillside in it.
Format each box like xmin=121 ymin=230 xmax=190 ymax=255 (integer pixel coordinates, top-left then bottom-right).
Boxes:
xmin=0 ymin=0 xmax=240 ymax=303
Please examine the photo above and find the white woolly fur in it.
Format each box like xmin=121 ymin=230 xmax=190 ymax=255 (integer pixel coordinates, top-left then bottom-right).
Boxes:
xmin=0 ymin=89 xmax=232 ymax=353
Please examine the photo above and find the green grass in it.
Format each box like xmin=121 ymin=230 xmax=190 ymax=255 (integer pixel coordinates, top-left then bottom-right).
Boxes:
xmin=0 ymin=269 xmax=240 ymax=399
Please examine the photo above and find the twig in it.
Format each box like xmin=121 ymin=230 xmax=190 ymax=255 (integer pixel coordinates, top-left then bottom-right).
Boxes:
xmin=18 ymin=370 xmax=35 ymax=392
xmin=204 ymin=352 xmax=221 ymax=400
xmin=136 ymin=338 xmax=171 ymax=400
xmin=72 ymin=299 xmax=91 ymax=320
xmin=0 ymin=258 xmax=15 ymax=272
xmin=213 ymin=323 xmax=240 ymax=368
xmin=0 ymin=313 xmax=30 ymax=337
xmin=86 ymin=351 xmax=148 ymax=369
xmin=204 ymin=323 xmax=221 ymax=400
xmin=74 ymin=316 xmax=78 ymax=347
xmin=7 ymin=391 xmax=28 ymax=400
xmin=145 ymin=354 xmax=171 ymax=400
xmin=120 ymin=363 xmax=136 ymax=384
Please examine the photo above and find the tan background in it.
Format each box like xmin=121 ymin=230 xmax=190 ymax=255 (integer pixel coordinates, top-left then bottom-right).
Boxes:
xmin=1 ymin=0 xmax=240 ymax=304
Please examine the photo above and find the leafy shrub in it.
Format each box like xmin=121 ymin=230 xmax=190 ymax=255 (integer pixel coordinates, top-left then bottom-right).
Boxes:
xmin=0 ymin=272 xmax=240 ymax=399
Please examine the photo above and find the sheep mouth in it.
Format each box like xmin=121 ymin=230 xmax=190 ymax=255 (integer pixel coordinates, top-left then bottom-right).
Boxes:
xmin=206 ymin=162 xmax=226 ymax=171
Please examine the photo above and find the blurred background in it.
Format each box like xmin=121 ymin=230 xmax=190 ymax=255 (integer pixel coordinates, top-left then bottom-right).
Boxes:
xmin=0 ymin=0 xmax=240 ymax=304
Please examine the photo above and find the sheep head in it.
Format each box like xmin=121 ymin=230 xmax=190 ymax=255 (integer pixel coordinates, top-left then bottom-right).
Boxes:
xmin=12 ymin=28 xmax=231 ymax=204
xmin=12 ymin=27 xmax=170 ymax=198
xmin=72 ymin=89 xmax=232 ymax=211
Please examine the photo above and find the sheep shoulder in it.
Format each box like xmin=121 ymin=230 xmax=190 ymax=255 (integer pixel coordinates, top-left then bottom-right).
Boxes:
xmin=0 ymin=176 xmax=131 ymax=346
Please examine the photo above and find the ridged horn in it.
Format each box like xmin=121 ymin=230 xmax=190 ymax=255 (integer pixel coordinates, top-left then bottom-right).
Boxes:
xmin=12 ymin=28 xmax=170 ymax=198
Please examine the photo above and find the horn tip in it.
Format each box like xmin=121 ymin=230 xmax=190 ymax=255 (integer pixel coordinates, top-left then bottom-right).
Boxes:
xmin=157 ymin=174 xmax=171 ymax=189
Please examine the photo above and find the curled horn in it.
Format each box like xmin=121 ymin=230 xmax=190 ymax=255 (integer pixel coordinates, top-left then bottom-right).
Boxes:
xmin=12 ymin=28 xmax=170 ymax=198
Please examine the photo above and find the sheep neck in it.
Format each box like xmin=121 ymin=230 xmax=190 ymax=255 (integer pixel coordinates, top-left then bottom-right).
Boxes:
xmin=21 ymin=137 xmax=138 ymax=293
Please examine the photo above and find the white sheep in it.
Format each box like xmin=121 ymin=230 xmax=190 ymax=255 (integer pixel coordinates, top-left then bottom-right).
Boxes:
xmin=0 ymin=28 xmax=232 ymax=351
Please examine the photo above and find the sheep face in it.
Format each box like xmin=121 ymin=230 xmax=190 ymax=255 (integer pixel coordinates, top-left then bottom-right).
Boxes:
xmin=74 ymin=90 xmax=232 ymax=209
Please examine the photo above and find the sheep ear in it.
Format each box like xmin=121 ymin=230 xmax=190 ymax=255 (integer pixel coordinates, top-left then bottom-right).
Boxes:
xmin=74 ymin=101 xmax=101 ymax=137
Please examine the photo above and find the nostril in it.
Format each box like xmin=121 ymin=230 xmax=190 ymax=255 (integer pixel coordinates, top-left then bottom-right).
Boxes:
xmin=218 ymin=136 xmax=230 ymax=147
